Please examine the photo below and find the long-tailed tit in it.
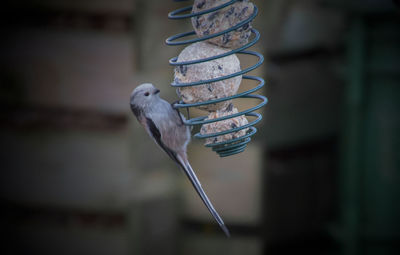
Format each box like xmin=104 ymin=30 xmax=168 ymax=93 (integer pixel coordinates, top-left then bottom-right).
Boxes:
xmin=130 ymin=83 xmax=230 ymax=237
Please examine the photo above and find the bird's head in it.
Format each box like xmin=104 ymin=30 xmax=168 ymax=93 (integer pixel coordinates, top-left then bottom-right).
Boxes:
xmin=130 ymin=83 xmax=161 ymax=110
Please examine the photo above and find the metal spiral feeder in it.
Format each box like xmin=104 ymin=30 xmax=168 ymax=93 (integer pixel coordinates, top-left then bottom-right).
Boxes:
xmin=166 ymin=0 xmax=268 ymax=157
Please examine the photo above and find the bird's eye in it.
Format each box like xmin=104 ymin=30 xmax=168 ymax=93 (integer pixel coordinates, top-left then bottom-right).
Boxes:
xmin=144 ymin=92 xmax=150 ymax=97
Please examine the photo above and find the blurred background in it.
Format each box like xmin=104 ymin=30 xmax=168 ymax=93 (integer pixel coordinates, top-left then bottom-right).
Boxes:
xmin=1 ymin=0 xmax=399 ymax=254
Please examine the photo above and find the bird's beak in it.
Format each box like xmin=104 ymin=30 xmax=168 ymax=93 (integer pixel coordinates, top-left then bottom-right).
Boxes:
xmin=153 ymin=88 xmax=160 ymax=95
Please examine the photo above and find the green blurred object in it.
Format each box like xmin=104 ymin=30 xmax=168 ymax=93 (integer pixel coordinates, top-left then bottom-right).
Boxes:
xmin=336 ymin=1 xmax=400 ymax=254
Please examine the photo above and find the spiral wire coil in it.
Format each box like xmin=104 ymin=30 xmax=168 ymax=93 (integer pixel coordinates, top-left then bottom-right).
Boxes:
xmin=166 ymin=0 xmax=267 ymax=157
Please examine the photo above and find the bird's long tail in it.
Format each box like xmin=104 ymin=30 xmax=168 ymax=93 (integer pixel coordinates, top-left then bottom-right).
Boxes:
xmin=176 ymin=154 xmax=230 ymax=237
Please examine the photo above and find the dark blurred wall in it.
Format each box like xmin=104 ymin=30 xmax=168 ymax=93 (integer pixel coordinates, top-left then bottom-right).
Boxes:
xmin=0 ymin=0 xmax=181 ymax=254
xmin=261 ymin=0 xmax=344 ymax=254
xmin=261 ymin=0 xmax=400 ymax=255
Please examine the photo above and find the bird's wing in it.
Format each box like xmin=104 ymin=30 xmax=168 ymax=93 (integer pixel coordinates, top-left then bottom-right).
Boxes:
xmin=171 ymin=101 xmax=185 ymax=126
xmin=145 ymin=117 xmax=230 ymax=237
xmin=145 ymin=117 xmax=178 ymax=162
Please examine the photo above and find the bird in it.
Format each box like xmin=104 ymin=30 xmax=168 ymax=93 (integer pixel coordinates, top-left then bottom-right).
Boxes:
xmin=130 ymin=83 xmax=230 ymax=237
